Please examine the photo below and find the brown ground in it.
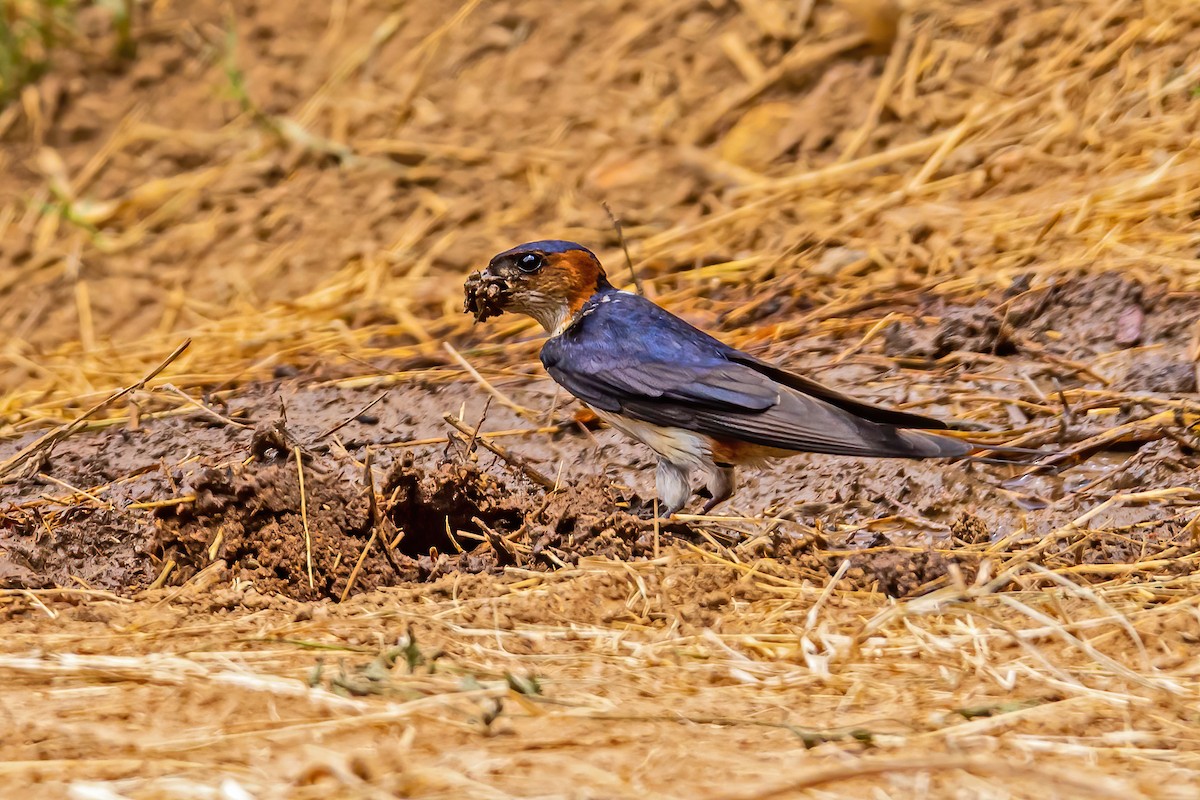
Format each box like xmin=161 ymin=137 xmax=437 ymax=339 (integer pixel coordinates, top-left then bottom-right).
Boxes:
xmin=3 ymin=0 xmax=1200 ymax=796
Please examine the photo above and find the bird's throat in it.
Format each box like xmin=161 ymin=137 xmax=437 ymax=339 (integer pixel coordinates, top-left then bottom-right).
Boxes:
xmin=551 ymin=286 xmax=622 ymax=337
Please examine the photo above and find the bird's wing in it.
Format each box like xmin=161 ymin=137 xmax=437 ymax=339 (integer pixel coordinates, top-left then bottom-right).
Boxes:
xmin=540 ymin=295 xmax=968 ymax=459
xmin=727 ymin=352 xmax=951 ymax=430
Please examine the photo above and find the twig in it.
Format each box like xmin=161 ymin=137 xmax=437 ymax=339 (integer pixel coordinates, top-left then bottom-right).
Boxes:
xmin=314 ymin=390 xmax=389 ymax=442
xmin=294 ymin=444 xmax=314 ymax=590
xmin=160 ymin=383 xmax=250 ymax=429
xmin=444 ymin=517 xmax=465 ymax=553
xmin=340 ymin=528 xmax=378 ymax=602
xmin=0 ymin=587 xmax=131 ymax=602
xmin=906 ymin=103 xmax=983 ymax=192
xmin=126 ymin=495 xmax=197 ymax=511
xmin=653 ymin=497 xmax=660 ymax=559
xmin=36 ymin=473 xmax=112 ymax=509
xmin=18 ymin=590 xmax=57 ymax=619
xmin=463 ymin=397 xmax=492 ymax=457
xmin=722 ymin=754 xmax=1132 ymax=800
xmin=148 ymin=560 xmax=176 ymax=591
xmin=0 ymin=339 xmax=191 ymax=483
xmin=803 ymin=558 xmax=852 ymax=635
xmin=602 ymin=201 xmax=643 ymax=295
xmin=473 ymin=515 xmax=523 ymax=559
xmin=442 ymin=342 xmax=536 ymax=419
xmin=363 ymin=450 xmax=404 ymax=578
xmin=443 ymin=414 xmax=556 ymax=490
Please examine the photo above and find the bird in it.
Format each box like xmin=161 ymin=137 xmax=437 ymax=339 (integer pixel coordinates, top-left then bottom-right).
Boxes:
xmin=465 ymin=239 xmax=973 ymax=516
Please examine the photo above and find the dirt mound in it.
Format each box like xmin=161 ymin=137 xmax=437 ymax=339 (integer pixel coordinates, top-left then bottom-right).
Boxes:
xmin=0 ymin=377 xmax=706 ymax=598
xmin=157 ymin=452 xmax=695 ymax=600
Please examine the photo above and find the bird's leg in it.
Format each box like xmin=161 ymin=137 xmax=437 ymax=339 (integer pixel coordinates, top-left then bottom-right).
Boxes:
xmin=655 ymin=459 xmax=691 ymax=517
xmin=700 ymin=465 xmax=736 ymax=515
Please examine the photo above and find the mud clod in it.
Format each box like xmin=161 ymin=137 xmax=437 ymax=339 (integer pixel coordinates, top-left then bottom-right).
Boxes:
xmin=933 ymin=307 xmax=1016 ymax=357
xmin=463 ymin=271 xmax=512 ymax=323
xmin=159 ymin=460 xmax=374 ymax=600
xmin=849 ymin=549 xmax=951 ymax=598
xmin=951 ymin=513 xmax=991 ymax=546
xmin=1121 ymin=357 xmax=1198 ymax=394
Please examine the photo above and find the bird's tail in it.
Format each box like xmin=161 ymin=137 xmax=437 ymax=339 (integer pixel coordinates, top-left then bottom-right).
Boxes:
xmin=956 ymin=441 xmax=1050 ymax=465
xmin=888 ymin=428 xmax=975 ymax=459
xmin=694 ymin=385 xmax=1048 ymax=463
xmin=888 ymin=431 xmax=1056 ymax=470
xmin=889 ymin=428 xmax=1053 ymax=463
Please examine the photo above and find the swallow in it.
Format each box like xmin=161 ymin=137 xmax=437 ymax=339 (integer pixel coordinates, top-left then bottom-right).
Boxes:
xmin=465 ymin=240 xmax=972 ymax=516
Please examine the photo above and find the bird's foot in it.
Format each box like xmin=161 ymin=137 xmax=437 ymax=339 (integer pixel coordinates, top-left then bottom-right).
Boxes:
xmin=697 ymin=488 xmax=733 ymax=515
xmin=697 ymin=467 xmax=735 ymax=516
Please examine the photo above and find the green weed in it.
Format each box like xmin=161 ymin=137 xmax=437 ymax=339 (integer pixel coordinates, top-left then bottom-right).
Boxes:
xmin=0 ymin=0 xmax=136 ymax=108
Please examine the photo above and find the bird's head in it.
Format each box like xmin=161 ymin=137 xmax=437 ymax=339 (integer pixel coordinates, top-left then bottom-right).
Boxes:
xmin=465 ymin=240 xmax=612 ymax=334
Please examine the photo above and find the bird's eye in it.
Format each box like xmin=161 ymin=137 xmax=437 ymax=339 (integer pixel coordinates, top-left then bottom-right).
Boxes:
xmin=516 ymin=253 xmax=544 ymax=273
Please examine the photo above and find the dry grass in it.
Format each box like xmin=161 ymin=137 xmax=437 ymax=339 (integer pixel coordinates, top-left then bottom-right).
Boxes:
xmin=2 ymin=0 xmax=1197 ymax=424
xmin=3 ymin=550 xmax=1200 ymax=797
xmin=2 ymin=0 xmax=1200 ymax=796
